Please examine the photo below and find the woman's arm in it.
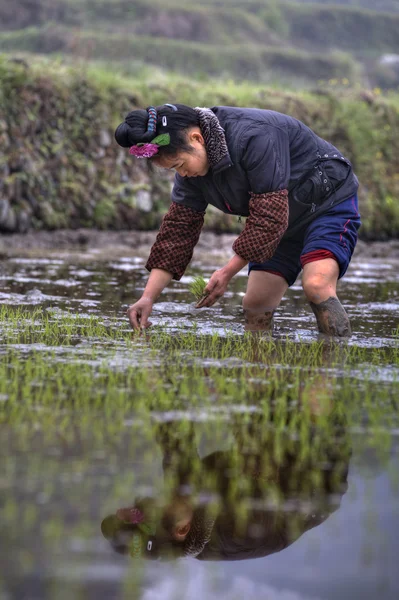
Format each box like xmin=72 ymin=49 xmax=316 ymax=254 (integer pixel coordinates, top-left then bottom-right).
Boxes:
xmin=127 ymin=201 xmax=206 ymax=330
xmin=232 ymin=190 xmax=289 ymax=262
xmin=146 ymin=202 xmax=206 ymax=280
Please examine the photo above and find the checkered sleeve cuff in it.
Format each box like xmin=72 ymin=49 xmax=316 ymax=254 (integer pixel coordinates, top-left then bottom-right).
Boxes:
xmin=232 ymin=190 xmax=289 ymax=263
xmin=146 ymin=202 xmax=205 ymax=281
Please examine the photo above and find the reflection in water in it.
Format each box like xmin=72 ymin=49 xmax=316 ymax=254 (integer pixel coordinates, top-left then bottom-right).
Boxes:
xmin=1 ymin=250 xmax=397 ymax=598
xmin=101 ymin=399 xmax=350 ymax=563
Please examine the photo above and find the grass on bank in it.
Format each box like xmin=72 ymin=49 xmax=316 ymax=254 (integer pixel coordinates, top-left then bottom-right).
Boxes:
xmin=1 ymin=54 xmax=399 ymax=237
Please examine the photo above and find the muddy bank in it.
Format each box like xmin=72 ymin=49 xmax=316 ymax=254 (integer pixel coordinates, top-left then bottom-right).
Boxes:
xmin=1 ymin=58 xmax=399 ymax=238
xmin=1 ymin=228 xmax=398 ymax=261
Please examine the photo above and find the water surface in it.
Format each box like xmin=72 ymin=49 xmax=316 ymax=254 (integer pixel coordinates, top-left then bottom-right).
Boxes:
xmin=0 ymin=244 xmax=398 ymax=600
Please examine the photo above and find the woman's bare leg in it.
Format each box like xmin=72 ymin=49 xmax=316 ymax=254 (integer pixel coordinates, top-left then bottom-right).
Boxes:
xmin=242 ymin=271 xmax=288 ymax=332
xmin=302 ymin=258 xmax=351 ymax=337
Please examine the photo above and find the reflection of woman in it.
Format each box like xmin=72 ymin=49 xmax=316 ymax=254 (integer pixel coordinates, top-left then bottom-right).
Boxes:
xmin=101 ymin=404 xmax=350 ymax=561
xmin=115 ymin=104 xmax=360 ymax=335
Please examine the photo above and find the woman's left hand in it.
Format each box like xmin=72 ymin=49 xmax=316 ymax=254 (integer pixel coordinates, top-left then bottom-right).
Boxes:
xmin=196 ymin=268 xmax=232 ymax=308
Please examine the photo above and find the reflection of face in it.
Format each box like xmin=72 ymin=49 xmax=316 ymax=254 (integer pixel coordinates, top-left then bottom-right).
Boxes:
xmin=162 ymin=496 xmax=194 ymax=542
xmin=155 ymin=127 xmax=210 ymax=178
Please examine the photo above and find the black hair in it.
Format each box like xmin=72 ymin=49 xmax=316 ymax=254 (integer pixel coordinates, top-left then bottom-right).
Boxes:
xmin=114 ymin=104 xmax=199 ymax=158
xmin=101 ymin=514 xmax=185 ymax=561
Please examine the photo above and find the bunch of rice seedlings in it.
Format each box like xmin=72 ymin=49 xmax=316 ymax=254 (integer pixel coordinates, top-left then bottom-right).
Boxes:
xmin=189 ymin=275 xmax=208 ymax=302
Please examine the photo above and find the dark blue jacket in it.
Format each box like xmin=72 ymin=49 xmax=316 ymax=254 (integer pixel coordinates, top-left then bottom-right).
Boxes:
xmin=171 ymin=106 xmax=359 ymax=237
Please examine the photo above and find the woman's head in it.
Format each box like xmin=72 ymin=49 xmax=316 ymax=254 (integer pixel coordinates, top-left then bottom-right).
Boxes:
xmin=115 ymin=104 xmax=210 ymax=178
xmin=101 ymin=495 xmax=193 ymax=560
xmin=161 ymin=495 xmax=194 ymax=542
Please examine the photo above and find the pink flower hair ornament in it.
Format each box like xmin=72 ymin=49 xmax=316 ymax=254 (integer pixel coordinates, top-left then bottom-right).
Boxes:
xmin=116 ymin=507 xmax=145 ymax=524
xmin=129 ymin=133 xmax=170 ymax=159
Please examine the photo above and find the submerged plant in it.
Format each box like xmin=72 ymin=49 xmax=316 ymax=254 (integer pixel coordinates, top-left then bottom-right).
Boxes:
xmin=189 ymin=275 xmax=208 ymax=302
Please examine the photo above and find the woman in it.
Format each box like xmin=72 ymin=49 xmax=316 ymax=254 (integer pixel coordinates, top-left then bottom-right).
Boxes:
xmin=115 ymin=103 xmax=360 ymax=335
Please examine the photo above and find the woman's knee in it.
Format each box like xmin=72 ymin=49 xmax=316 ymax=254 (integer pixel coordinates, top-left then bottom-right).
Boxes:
xmin=302 ymin=272 xmax=337 ymax=303
xmin=243 ymin=271 xmax=288 ymax=313
xmin=242 ymin=291 xmax=279 ymax=313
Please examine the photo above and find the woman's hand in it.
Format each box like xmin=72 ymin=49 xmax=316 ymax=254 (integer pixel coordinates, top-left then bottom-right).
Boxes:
xmin=127 ymin=269 xmax=173 ymax=331
xmin=196 ymin=268 xmax=232 ymax=308
xmin=127 ymin=296 xmax=154 ymax=331
xmin=195 ymin=255 xmax=248 ymax=309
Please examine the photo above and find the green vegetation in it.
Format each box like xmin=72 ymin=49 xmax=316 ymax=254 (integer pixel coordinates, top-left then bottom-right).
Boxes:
xmin=189 ymin=276 xmax=208 ymax=302
xmin=0 ymin=294 xmax=398 ymax=587
xmin=1 ymin=1 xmax=399 ymax=88
xmin=291 ymin=0 xmax=399 ymax=12
xmin=1 ymin=305 xmax=397 ymax=437
xmin=0 ymin=26 xmax=359 ymax=84
xmin=0 ymin=3 xmax=398 ymax=240
xmin=0 ymin=55 xmax=398 ymax=238
xmin=204 ymin=0 xmax=399 ymax=52
xmin=284 ymin=2 xmax=399 ymax=52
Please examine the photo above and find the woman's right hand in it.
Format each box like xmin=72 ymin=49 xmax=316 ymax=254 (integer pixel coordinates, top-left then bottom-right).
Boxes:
xmin=127 ymin=296 xmax=154 ymax=331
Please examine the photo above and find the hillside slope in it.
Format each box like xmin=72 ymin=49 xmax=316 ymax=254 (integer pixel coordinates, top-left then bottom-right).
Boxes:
xmin=0 ymin=1 xmax=399 ymax=87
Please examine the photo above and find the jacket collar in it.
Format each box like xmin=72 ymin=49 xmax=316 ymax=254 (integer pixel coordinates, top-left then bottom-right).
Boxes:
xmin=194 ymin=107 xmax=233 ymax=175
xmin=211 ymin=152 xmax=233 ymax=175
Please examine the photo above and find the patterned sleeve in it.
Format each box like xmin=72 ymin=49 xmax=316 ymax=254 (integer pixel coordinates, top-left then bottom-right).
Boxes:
xmin=232 ymin=190 xmax=289 ymax=263
xmin=145 ymin=202 xmax=205 ymax=281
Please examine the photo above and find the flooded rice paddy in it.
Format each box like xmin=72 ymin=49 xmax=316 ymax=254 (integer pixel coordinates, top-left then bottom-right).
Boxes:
xmin=0 ymin=235 xmax=398 ymax=600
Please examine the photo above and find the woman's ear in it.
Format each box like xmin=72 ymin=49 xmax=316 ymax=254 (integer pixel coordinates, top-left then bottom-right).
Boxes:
xmin=173 ymin=521 xmax=192 ymax=542
xmin=189 ymin=128 xmax=205 ymax=146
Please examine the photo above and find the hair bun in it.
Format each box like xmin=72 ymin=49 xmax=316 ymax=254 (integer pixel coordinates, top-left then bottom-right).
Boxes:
xmin=115 ymin=109 xmax=157 ymax=147
xmin=114 ymin=122 xmax=132 ymax=148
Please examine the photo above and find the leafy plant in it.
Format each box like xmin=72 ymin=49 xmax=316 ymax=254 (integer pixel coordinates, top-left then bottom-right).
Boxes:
xmin=189 ymin=275 xmax=208 ymax=302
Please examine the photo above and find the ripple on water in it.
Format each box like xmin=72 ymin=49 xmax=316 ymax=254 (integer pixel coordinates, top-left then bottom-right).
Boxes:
xmin=0 ymin=276 xmax=55 ymax=284
xmin=354 ymin=302 xmax=399 ymax=312
xmin=8 ymin=258 xmax=65 ymax=265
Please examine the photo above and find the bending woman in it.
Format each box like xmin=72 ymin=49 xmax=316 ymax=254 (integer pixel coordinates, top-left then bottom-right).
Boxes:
xmin=115 ymin=104 xmax=360 ymax=336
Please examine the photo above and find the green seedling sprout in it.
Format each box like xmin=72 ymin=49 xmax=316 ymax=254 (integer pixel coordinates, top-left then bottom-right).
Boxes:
xmin=189 ymin=275 xmax=208 ymax=303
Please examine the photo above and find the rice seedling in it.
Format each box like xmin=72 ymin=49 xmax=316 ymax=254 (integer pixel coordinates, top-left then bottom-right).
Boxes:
xmin=189 ymin=275 xmax=208 ymax=303
xmin=0 ymin=304 xmax=397 ymax=452
xmin=1 ymin=292 xmax=398 ymax=595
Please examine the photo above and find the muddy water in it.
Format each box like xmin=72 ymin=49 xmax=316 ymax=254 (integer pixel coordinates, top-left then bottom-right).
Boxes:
xmin=0 ymin=240 xmax=398 ymax=600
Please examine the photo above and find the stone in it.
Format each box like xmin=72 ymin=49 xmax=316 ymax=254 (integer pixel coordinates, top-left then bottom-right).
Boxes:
xmin=116 ymin=149 xmax=125 ymax=166
xmin=0 ymin=198 xmax=17 ymax=232
xmin=99 ymin=129 xmax=112 ymax=147
xmin=0 ymin=132 xmax=10 ymax=150
xmin=17 ymin=209 xmax=31 ymax=233
xmin=0 ymin=161 xmax=10 ymax=179
xmin=95 ymin=147 xmax=106 ymax=159
xmin=135 ymin=189 xmax=152 ymax=212
xmin=0 ymin=198 xmax=9 ymax=223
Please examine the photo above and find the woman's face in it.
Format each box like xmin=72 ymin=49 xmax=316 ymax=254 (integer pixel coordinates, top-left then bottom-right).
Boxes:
xmin=155 ymin=127 xmax=210 ymax=178
xmin=162 ymin=496 xmax=194 ymax=542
